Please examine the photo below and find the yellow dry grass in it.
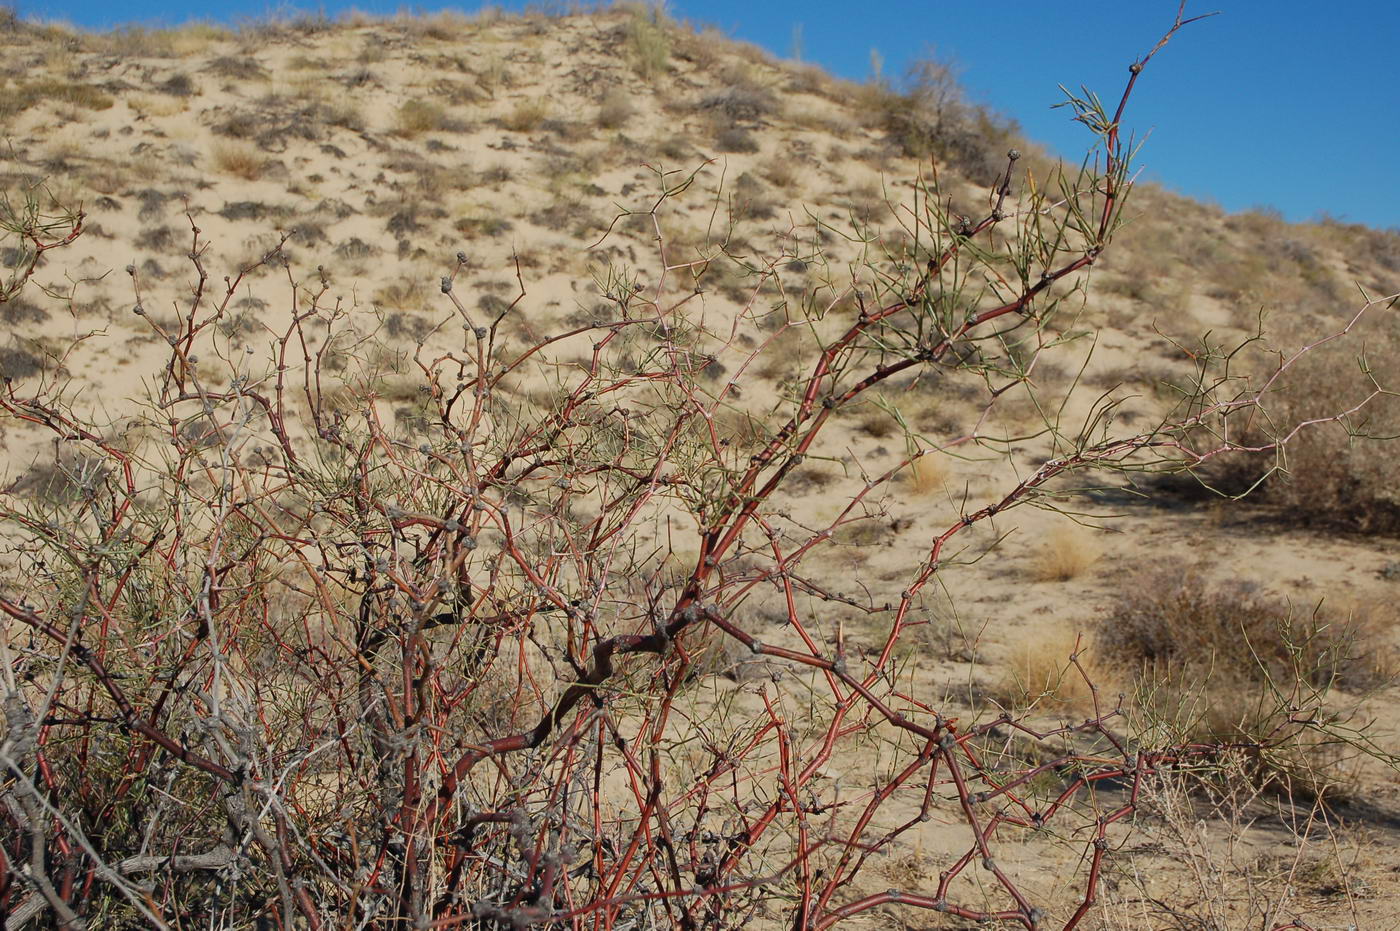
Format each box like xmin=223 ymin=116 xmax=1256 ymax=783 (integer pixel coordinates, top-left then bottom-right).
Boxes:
xmin=904 ymin=453 xmax=947 ymax=495
xmin=209 ymin=140 xmax=265 ymax=180
xmin=1030 ymin=523 xmax=1101 ymax=582
xmin=990 ymin=627 xmax=1103 ymax=712
xmin=503 ymin=97 xmax=549 ymax=133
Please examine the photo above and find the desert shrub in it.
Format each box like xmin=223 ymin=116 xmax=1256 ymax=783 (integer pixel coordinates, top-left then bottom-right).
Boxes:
xmin=867 ymin=55 xmax=1022 ymax=186
xmin=211 ymin=96 xmax=362 ymax=149
xmin=373 ymin=277 xmax=428 ymax=313
xmin=332 ymin=236 xmax=375 ymax=260
xmin=623 ymin=5 xmax=670 ymax=81
xmin=729 ymin=171 xmax=777 ymax=220
xmin=454 ymin=213 xmax=513 ymax=238
xmin=479 ymin=163 xmax=512 ymax=186
xmin=0 ymin=182 xmax=82 ymax=306
xmin=501 ymin=97 xmax=548 ymax=132
xmin=10 ymin=453 xmax=110 ymax=505
xmin=1 ymin=296 xmax=49 ymax=324
xmin=1098 ymin=566 xmax=1395 ymax=799
xmin=595 ymin=86 xmax=633 ymax=128
xmin=529 ymin=198 xmax=593 ymax=234
xmin=133 ymin=188 xmax=170 ymax=222
xmin=394 ymin=98 xmax=445 ymax=136
xmin=134 ymin=225 xmax=178 ymax=251
xmin=761 ymin=157 xmax=799 ymax=191
xmin=1098 ymin=566 xmax=1390 ymax=691
xmin=696 ymin=85 xmax=776 ymax=123
xmin=649 ymin=133 xmax=692 ymax=160
xmin=0 ymin=340 xmax=42 ymax=379
xmin=1191 ymin=310 xmax=1400 ymax=533
xmin=383 ymin=205 xmax=422 ymax=237
xmin=0 ymin=79 xmax=113 ymax=122
xmin=714 ymin=125 xmax=758 ymax=153
xmin=1263 ymin=372 xmax=1400 ymax=533
xmin=1030 ymin=523 xmax=1102 ymax=581
xmin=385 ymin=310 xmax=433 ymax=343
xmin=217 ymin=200 xmax=283 ymax=222
xmin=288 ymin=216 xmax=329 ymax=245
xmin=204 ymin=54 xmax=267 ymax=80
xmin=156 ymin=72 xmax=196 ymax=96
xmin=209 ymin=140 xmax=265 ymax=180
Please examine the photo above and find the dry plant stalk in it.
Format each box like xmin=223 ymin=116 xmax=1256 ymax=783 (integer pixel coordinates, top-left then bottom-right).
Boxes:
xmin=0 ymin=6 xmax=1393 ymax=930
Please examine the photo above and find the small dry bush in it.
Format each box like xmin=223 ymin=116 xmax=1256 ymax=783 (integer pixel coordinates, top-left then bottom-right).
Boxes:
xmin=0 ymin=340 xmax=44 ymax=380
xmin=866 ymin=55 xmax=1022 ymax=187
xmin=989 ymin=626 xmax=1099 ymax=712
xmin=1099 ymin=566 xmax=1396 ymax=799
xmin=852 ymin=403 xmax=898 ymax=438
xmin=209 ymin=140 xmax=265 ymax=180
xmin=204 ymin=54 xmax=268 ymax=81
xmin=1030 ymin=523 xmax=1101 ymax=581
xmin=394 ymin=98 xmax=445 ymax=136
xmin=595 ymin=87 xmax=633 ymax=129
xmin=623 ymin=6 xmax=670 ymax=81
xmin=502 ymin=97 xmax=548 ymax=133
xmin=696 ymin=85 xmax=776 ymax=123
xmin=713 ymin=125 xmax=758 ymax=153
xmin=1101 ymin=567 xmax=1392 ymax=694
xmin=761 ymin=157 xmax=800 ymax=191
xmin=1205 ymin=320 xmax=1400 ymax=533
xmin=373 ymin=278 xmax=429 ymax=314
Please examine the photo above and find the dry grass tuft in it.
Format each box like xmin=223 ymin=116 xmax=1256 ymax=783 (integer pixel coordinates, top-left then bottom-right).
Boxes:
xmin=595 ymin=88 xmax=633 ymax=129
xmin=0 ymin=79 xmax=113 ymax=123
xmin=903 ymin=453 xmax=947 ymax=495
xmin=502 ymin=97 xmax=548 ymax=133
xmin=394 ymin=98 xmax=445 ymax=137
xmin=624 ymin=6 xmax=670 ymax=81
xmin=209 ymin=140 xmax=265 ymax=180
xmin=128 ymin=92 xmax=189 ymax=119
xmin=989 ymin=627 xmax=1100 ymax=711
xmin=1030 ymin=524 xmax=1102 ymax=582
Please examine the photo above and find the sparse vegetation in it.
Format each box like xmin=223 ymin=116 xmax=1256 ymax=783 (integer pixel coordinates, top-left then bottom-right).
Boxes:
xmin=1099 ymin=566 xmax=1396 ymax=799
xmin=393 ymin=98 xmax=446 ymax=136
xmin=990 ymin=626 xmax=1098 ymax=711
xmin=0 ymin=340 xmax=42 ymax=379
xmin=0 ymin=7 xmax=1396 ymax=931
xmin=0 ymin=79 xmax=113 ymax=123
xmin=623 ymin=5 xmax=670 ymax=81
xmin=208 ymin=139 xmax=265 ymax=179
xmin=502 ymin=96 xmax=549 ymax=133
xmin=1030 ymin=523 xmax=1102 ymax=581
xmin=865 ymin=54 xmax=1024 ymax=185
xmin=1100 ymin=566 xmax=1392 ymax=694
xmin=1193 ymin=314 xmax=1400 ymax=533
xmin=595 ymin=86 xmax=633 ymax=129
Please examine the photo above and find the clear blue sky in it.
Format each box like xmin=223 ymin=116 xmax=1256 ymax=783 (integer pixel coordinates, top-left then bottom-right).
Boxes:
xmin=17 ymin=1 xmax=1398 ymax=231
